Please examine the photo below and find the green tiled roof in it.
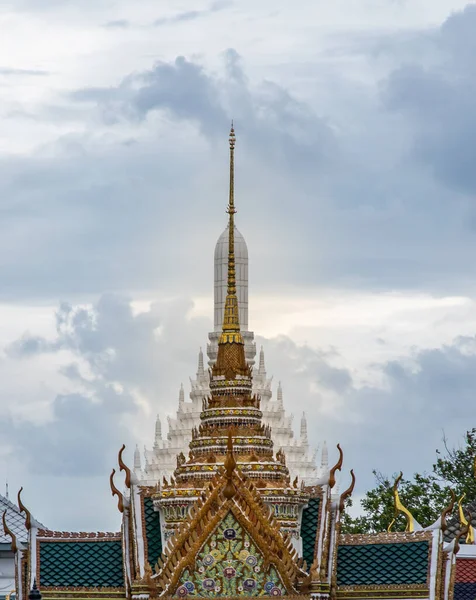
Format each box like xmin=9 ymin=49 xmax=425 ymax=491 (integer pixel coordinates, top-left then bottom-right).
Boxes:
xmin=300 ymin=497 xmax=320 ymax=569
xmin=39 ymin=540 xmax=124 ymax=588
xmin=337 ymin=541 xmax=429 ymax=586
xmin=143 ymin=497 xmax=162 ymax=568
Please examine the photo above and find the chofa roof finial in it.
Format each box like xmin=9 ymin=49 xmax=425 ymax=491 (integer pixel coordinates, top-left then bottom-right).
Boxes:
xmin=329 ymin=444 xmax=343 ymax=489
xmin=388 ymin=472 xmax=419 ymax=533
xmin=118 ymin=444 xmax=132 ymax=489
xmin=17 ymin=487 xmax=32 ymax=531
xmin=109 ymin=469 xmax=125 ymax=513
xmin=2 ymin=510 xmax=18 ymax=553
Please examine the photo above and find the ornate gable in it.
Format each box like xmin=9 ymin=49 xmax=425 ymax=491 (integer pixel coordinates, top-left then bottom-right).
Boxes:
xmin=176 ymin=510 xmax=287 ymax=597
xmin=154 ymin=455 xmax=309 ymax=598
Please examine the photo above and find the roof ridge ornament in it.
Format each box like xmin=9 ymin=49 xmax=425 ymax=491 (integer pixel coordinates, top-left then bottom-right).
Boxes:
xmin=109 ymin=469 xmax=125 ymax=513
xmin=17 ymin=487 xmax=32 ymax=531
xmin=455 ymin=518 xmax=471 ymax=555
xmin=440 ymin=490 xmax=455 ymax=533
xmin=118 ymin=444 xmax=132 ymax=489
xmin=388 ymin=472 xmax=421 ymax=533
xmin=339 ymin=469 xmax=356 ymax=513
xmin=458 ymin=492 xmax=475 ymax=543
xmin=329 ymin=444 xmax=343 ymax=489
xmin=2 ymin=509 xmax=18 ymax=553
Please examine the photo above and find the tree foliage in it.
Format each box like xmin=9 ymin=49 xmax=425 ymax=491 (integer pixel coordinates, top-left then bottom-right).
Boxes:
xmin=341 ymin=429 xmax=476 ymax=534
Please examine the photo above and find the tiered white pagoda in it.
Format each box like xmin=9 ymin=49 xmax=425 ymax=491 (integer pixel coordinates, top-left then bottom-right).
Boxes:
xmin=138 ymin=224 xmax=324 ymax=485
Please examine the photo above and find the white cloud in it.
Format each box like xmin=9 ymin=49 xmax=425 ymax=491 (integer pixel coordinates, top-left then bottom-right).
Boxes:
xmin=1 ymin=288 xmax=476 ymax=530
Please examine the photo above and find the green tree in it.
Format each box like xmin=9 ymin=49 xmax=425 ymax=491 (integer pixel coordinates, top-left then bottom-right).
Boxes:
xmin=341 ymin=429 xmax=476 ymax=534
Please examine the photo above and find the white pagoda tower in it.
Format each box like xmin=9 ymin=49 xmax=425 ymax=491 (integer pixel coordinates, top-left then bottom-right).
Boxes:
xmin=139 ymin=224 xmax=324 ymax=484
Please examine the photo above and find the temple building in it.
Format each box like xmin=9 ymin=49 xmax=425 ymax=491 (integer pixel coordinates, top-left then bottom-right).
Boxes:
xmin=1 ymin=126 xmax=468 ymax=600
xmin=0 ymin=492 xmax=27 ymax=600
xmin=138 ymin=191 xmax=321 ymax=486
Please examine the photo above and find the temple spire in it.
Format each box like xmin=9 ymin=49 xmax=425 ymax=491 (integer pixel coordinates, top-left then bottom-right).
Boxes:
xmin=197 ymin=347 xmax=205 ymax=378
xmin=155 ymin=415 xmax=162 ymax=442
xmin=219 ymin=123 xmax=243 ymax=346
xmin=277 ymin=381 xmax=284 ymax=408
xmin=321 ymin=440 xmax=328 ymax=468
xmin=179 ymin=383 xmax=184 ymax=406
xmin=258 ymin=346 xmax=266 ymax=375
xmin=300 ymin=412 xmax=308 ymax=444
xmin=134 ymin=444 xmax=141 ymax=471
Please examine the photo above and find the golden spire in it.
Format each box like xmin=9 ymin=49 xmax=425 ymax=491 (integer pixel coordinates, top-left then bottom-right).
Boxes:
xmin=219 ymin=122 xmax=243 ymax=346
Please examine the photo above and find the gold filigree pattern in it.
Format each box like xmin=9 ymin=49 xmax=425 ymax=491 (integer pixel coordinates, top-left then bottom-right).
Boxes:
xmin=155 ymin=467 xmax=308 ymax=596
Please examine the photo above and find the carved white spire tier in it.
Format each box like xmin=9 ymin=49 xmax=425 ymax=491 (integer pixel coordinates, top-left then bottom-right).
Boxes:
xmin=179 ymin=383 xmax=184 ymax=406
xmin=321 ymin=440 xmax=329 ymax=468
xmin=143 ymin=346 xmax=319 ymax=484
xmin=197 ymin=348 xmax=204 ymax=378
xmin=154 ymin=415 xmax=162 ymax=447
xmin=134 ymin=444 xmax=141 ymax=473
xmin=258 ymin=346 xmax=266 ymax=375
xmin=300 ymin=412 xmax=308 ymax=444
xmin=277 ymin=381 xmax=284 ymax=408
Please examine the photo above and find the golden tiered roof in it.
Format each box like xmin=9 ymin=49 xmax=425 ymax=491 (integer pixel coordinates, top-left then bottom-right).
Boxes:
xmin=154 ymin=437 xmax=310 ymax=598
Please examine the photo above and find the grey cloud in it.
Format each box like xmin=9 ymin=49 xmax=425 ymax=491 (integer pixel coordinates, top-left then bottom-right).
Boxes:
xmin=61 ymin=41 xmax=476 ymax=296
xmin=258 ymin=335 xmax=353 ymax=397
xmin=6 ymin=334 xmax=60 ymax=357
xmin=2 ymin=295 xmax=357 ymax=487
xmin=153 ymin=1 xmax=232 ymax=26
xmin=102 ymin=19 xmax=130 ymax=29
xmin=154 ymin=11 xmax=204 ymax=26
xmin=0 ymin=50 xmax=337 ymax=301
xmin=4 ymin=0 xmax=115 ymax=11
xmin=0 ymin=389 xmax=137 ymax=477
xmin=0 ymin=294 xmax=210 ymax=480
xmin=3 ymin=15 xmax=476 ymax=303
xmin=261 ymin=330 xmax=476 ymax=494
xmin=382 ymin=4 xmax=476 ymax=195
xmin=0 ymin=67 xmax=49 ymax=76
xmin=4 ymin=293 xmax=476 ymax=520
xmin=69 ymin=49 xmax=336 ymax=177
xmin=70 ymin=55 xmax=229 ymax=135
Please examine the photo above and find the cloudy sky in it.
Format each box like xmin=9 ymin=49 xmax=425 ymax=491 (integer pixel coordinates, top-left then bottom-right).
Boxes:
xmin=1 ymin=0 xmax=476 ymax=531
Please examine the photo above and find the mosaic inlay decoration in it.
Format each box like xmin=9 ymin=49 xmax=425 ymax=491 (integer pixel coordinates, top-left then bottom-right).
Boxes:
xmin=176 ymin=512 xmax=286 ymax=597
